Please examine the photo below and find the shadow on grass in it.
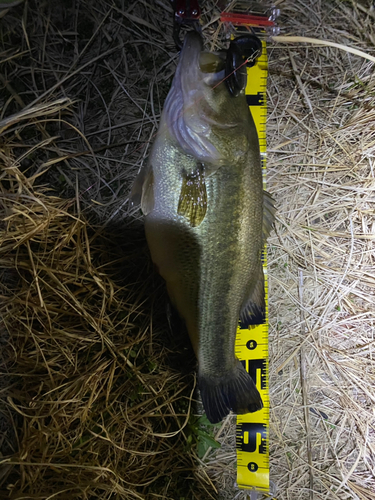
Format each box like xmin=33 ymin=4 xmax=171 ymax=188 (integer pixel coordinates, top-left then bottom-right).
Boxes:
xmin=0 ymin=195 xmax=217 ymax=498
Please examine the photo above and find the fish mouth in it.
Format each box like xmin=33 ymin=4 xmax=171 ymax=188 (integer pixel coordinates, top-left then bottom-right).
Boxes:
xmin=179 ymin=32 xmax=225 ymax=87
xmin=161 ymin=31 xmax=236 ymax=165
xmin=177 ymin=31 xmax=205 ymax=104
xmin=162 ymin=32 xmax=228 ymax=163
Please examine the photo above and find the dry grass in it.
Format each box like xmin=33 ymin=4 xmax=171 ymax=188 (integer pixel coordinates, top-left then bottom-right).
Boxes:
xmin=266 ymin=2 xmax=375 ymax=498
xmin=0 ymin=129 xmax=213 ymax=498
xmin=1 ymin=0 xmax=375 ymax=499
xmin=0 ymin=120 xmax=217 ymax=498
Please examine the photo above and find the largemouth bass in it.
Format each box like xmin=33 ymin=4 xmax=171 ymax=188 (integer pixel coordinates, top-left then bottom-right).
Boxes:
xmin=132 ymin=32 xmax=275 ymax=423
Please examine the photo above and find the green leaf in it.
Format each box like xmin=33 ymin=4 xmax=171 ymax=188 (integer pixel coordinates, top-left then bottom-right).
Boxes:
xmin=197 ymin=439 xmax=209 ymax=458
xmin=196 ymin=434 xmax=221 ymax=458
xmin=197 ymin=433 xmax=221 ymax=449
xmin=198 ymin=413 xmax=221 ymax=427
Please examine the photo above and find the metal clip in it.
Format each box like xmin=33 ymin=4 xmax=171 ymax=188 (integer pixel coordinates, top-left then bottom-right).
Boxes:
xmin=220 ymin=3 xmax=281 ymax=39
xmin=171 ymin=0 xmax=201 ymax=49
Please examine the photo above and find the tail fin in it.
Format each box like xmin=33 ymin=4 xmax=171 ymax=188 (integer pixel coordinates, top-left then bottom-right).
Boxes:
xmin=198 ymin=361 xmax=263 ymax=424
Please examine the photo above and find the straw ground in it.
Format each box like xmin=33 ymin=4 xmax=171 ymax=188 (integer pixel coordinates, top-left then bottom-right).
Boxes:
xmin=206 ymin=1 xmax=375 ymax=499
xmin=1 ymin=0 xmax=375 ymax=499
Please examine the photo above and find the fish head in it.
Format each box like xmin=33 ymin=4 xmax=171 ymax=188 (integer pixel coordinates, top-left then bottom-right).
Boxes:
xmin=161 ymin=31 xmax=253 ymax=167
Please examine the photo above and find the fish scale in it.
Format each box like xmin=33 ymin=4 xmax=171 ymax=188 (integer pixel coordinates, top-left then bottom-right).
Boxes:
xmin=198 ymin=167 xmax=262 ymax=375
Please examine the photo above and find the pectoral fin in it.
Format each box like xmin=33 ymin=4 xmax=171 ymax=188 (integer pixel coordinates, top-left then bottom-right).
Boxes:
xmin=263 ymin=190 xmax=276 ymax=242
xmin=177 ymin=164 xmax=207 ymax=227
xmin=130 ymin=164 xmax=154 ymax=215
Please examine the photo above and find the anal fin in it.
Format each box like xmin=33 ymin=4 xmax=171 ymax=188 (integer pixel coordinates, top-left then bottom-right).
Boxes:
xmin=238 ymin=191 xmax=275 ymax=327
xmin=240 ymin=263 xmax=265 ymax=327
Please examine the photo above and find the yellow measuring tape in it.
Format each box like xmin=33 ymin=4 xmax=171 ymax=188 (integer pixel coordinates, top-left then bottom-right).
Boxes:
xmin=235 ymin=40 xmax=269 ymax=494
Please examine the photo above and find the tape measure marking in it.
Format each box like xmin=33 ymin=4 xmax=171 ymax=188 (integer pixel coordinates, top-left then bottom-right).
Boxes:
xmin=236 ymin=40 xmax=270 ymax=493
